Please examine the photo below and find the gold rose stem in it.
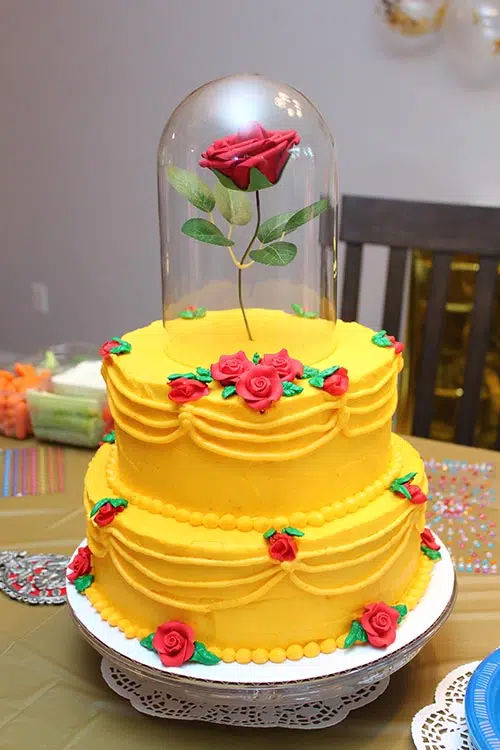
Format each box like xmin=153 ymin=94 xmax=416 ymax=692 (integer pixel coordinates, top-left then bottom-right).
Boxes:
xmin=237 ymin=190 xmax=261 ymax=341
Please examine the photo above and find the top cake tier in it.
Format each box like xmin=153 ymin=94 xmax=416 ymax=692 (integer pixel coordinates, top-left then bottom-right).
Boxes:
xmin=102 ymin=311 xmax=403 ymax=530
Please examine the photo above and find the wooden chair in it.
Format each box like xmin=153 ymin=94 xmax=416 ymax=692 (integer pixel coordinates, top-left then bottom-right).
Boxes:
xmin=339 ymin=195 xmax=500 ymax=448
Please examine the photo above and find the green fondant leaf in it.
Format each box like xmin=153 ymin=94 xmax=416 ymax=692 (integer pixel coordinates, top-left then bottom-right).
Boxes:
xmin=252 ymin=352 xmax=261 ymax=364
xmin=304 ymin=311 xmax=319 ymax=319
xmin=214 ymin=181 xmax=252 ymax=225
xmin=90 ymin=498 xmax=113 ymax=518
xmin=140 ymin=633 xmax=156 ymax=651
xmin=194 ymin=307 xmax=207 ymax=318
xmin=282 ymin=381 xmax=303 ymax=397
xmin=371 ymin=330 xmax=392 ymax=348
xmin=320 ymin=366 xmax=340 ymax=378
xmin=179 ymin=310 xmax=196 ymax=319
xmin=302 ymin=365 xmax=319 ymax=379
xmin=263 ymin=528 xmax=277 ymax=540
xmin=196 ymin=367 xmax=211 ymax=377
xmin=398 ymin=472 xmax=417 ymax=485
xmin=258 ymin=211 xmax=296 ymax=243
xmin=166 ymin=165 xmax=216 ymax=212
xmin=109 ymin=338 xmax=132 ymax=355
xmin=109 ymin=498 xmax=128 ymax=510
xmin=309 ymin=375 xmax=325 ymax=389
xmin=168 ymin=372 xmax=196 ymax=381
xmin=190 ymin=641 xmax=221 ymax=665
xmin=249 ymin=242 xmax=297 ymax=267
xmin=74 ymin=574 xmax=94 ymax=593
xmin=291 ymin=302 xmax=305 ymax=317
xmin=181 ymin=218 xmax=234 ymax=247
xmin=389 ymin=480 xmax=412 ymax=500
xmin=282 ymin=527 xmax=305 ymax=537
xmin=221 ymin=384 xmax=237 ymax=399
xmin=101 ymin=430 xmax=115 ymax=444
xmin=284 ymin=198 xmax=329 ymax=235
xmin=421 ymin=545 xmax=442 ymax=561
xmin=344 ymin=620 xmax=368 ymax=649
xmin=194 ymin=367 xmax=213 ymax=384
xmin=392 ymin=604 xmax=408 ymax=623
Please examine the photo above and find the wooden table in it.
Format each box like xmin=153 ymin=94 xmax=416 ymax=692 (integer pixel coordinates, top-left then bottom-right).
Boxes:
xmin=0 ymin=436 xmax=498 ymax=749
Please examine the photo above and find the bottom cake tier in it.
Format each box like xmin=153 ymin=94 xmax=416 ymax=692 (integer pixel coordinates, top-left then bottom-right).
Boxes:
xmin=78 ymin=434 xmax=438 ymax=665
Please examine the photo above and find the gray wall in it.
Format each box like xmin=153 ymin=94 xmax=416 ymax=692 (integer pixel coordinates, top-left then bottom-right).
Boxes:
xmin=1 ymin=0 xmax=499 ymax=352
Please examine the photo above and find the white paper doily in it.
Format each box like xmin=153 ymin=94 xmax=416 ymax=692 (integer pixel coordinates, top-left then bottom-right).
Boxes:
xmin=100 ymin=658 xmax=390 ymax=729
xmin=412 ymin=662 xmax=480 ymax=749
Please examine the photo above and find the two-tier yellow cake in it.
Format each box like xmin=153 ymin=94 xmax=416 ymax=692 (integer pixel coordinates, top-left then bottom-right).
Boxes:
xmin=68 ymin=75 xmax=441 ymax=669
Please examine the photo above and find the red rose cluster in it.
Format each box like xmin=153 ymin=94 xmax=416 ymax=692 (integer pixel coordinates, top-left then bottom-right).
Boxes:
xmin=152 ymin=621 xmax=195 ymax=667
xmin=360 ymin=602 xmax=400 ymax=648
xmin=67 ymin=545 xmax=92 ymax=583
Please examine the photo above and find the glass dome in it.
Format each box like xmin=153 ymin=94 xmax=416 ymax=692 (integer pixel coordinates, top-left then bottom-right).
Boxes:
xmin=158 ymin=74 xmax=338 ymax=363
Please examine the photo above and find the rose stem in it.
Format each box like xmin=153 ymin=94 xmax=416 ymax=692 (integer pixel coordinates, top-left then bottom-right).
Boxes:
xmin=237 ymin=190 xmax=261 ymax=341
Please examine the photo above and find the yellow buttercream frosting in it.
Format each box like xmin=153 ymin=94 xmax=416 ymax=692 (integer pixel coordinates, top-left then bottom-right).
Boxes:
xmin=82 ymin=310 xmax=435 ymax=663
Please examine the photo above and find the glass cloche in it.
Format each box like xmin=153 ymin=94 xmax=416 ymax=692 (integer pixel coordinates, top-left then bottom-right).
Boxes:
xmin=158 ymin=74 xmax=338 ymax=363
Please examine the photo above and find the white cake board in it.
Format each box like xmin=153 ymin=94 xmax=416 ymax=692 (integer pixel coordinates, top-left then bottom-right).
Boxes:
xmin=67 ymin=537 xmax=456 ymax=728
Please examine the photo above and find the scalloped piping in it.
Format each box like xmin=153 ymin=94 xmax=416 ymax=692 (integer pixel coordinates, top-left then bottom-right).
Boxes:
xmin=105 ymin=440 xmax=404 ymax=531
xmin=83 ymin=551 xmax=435 ymax=663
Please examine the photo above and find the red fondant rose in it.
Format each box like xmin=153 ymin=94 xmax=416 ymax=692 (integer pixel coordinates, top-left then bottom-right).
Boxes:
xmin=388 ymin=335 xmax=405 ymax=355
xmin=261 ymin=349 xmax=303 ymax=382
xmin=199 ymin=122 xmax=301 ymax=191
xmin=67 ymin=545 xmax=91 ymax=582
xmin=323 ymin=367 xmax=349 ymax=396
xmin=168 ymin=377 xmax=209 ymax=404
xmin=421 ymin=528 xmax=440 ymax=551
xmin=268 ymin=533 xmax=298 ymax=562
xmin=235 ymin=364 xmax=283 ymax=411
xmin=406 ymin=484 xmax=427 ymax=504
xmin=210 ymin=351 xmax=252 ymax=386
xmin=100 ymin=340 xmax=116 ymax=358
xmin=94 ymin=502 xmax=125 ymax=527
xmin=361 ymin=602 xmax=399 ymax=648
xmin=152 ymin=620 xmax=195 ymax=667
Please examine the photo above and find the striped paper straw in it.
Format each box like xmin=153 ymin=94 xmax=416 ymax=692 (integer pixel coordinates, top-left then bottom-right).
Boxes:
xmin=47 ymin=446 xmax=55 ymax=494
xmin=3 ymin=449 xmax=12 ymax=497
xmin=31 ymin=446 xmax=36 ymax=495
xmin=13 ymin=448 xmax=19 ymax=496
xmin=39 ymin=446 xmax=46 ymax=495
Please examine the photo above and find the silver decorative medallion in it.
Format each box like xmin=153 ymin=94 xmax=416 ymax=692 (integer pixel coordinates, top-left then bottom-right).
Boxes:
xmin=0 ymin=551 xmax=69 ymax=604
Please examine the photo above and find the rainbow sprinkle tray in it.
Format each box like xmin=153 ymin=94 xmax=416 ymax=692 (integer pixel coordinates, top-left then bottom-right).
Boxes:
xmin=425 ymin=459 xmax=497 ymax=575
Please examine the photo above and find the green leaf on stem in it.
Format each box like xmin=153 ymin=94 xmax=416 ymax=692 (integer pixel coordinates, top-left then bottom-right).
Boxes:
xmin=258 ymin=211 xmax=295 ymax=244
xmin=284 ymin=199 xmax=329 ymax=235
xmin=181 ymin=218 xmax=234 ymax=247
xmin=212 ymin=168 xmax=275 ymax=192
xmin=166 ymin=166 xmax=215 ymax=212
xmin=214 ymin=182 xmax=252 ymax=226
xmin=249 ymin=242 xmax=297 ymax=267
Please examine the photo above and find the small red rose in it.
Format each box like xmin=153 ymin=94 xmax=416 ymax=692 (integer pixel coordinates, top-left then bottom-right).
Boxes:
xmin=361 ymin=602 xmax=399 ymax=648
xmin=210 ymin=351 xmax=252 ymax=386
xmin=421 ymin=528 xmax=440 ymax=551
xmin=405 ymin=483 xmax=428 ymax=504
xmin=235 ymin=364 xmax=283 ymax=411
xmin=199 ymin=122 xmax=301 ymax=191
xmin=152 ymin=620 xmax=195 ymax=667
xmin=67 ymin=545 xmax=92 ymax=582
xmin=323 ymin=367 xmax=349 ymax=396
xmin=94 ymin=502 xmax=125 ymax=527
xmin=268 ymin=533 xmax=298 ymax=562
xmin=100 ymin=340 xmax=117 ymax=358
xmin=388 ymin=335 xmax=405 ymax=355
xmin=261 ymin=349 xmax=304 ymax=382
xmin=168 ymin=377 xmax=209 ymax=404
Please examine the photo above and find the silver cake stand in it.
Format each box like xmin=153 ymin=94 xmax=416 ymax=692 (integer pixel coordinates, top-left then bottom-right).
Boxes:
xmin=67 ymin=538 xmax=456 ymax=730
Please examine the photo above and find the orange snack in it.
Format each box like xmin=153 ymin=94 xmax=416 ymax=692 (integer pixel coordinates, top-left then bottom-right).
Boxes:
xmin=0 ymin=362 xmax=52 ymax=439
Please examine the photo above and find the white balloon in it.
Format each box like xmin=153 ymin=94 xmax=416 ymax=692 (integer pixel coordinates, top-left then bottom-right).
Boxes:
xmin=376 ymin=0 xmax=449 ymax=54
xmin=444 ymin=0 xmax=500 ymax=86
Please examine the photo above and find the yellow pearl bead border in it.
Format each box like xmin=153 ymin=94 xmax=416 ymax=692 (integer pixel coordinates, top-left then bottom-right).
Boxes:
xmin=82 ymin=551 xmax=435 ymax=665
xmin=105 ymin=443 xmax=403 ymax=532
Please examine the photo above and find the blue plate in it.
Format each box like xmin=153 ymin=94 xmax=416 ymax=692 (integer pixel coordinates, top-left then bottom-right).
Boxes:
xmin=465 ymin=648 xmax=500 ymax=750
